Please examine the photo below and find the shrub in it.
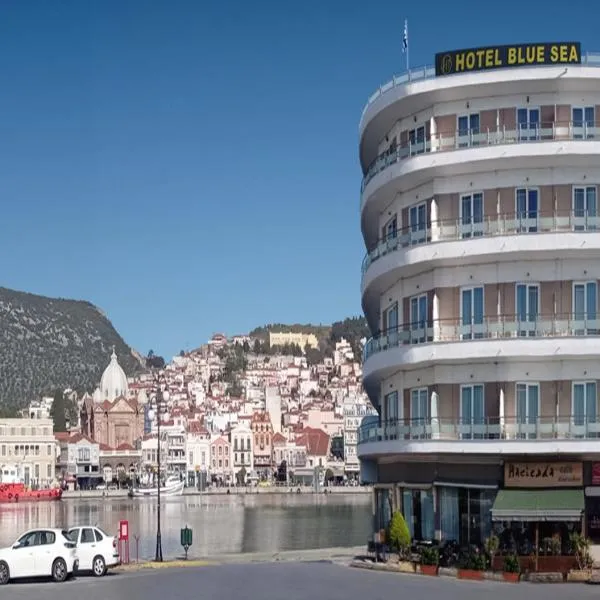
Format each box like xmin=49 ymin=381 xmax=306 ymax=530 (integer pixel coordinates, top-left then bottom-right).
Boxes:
xmin=420 ymin=546 xmax=439 ymax=566
xmin=388 ymin=511 xmax=411 ymax=558
xmin=503 ymin=554 xmax=520 ymax=573
xmin=484 ymin=534 xmax=499 ymax=563
xmin=570 ymin=532 xmax=593 ymax=570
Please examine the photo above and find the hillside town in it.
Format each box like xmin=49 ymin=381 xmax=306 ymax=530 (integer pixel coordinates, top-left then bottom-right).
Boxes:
xmin=0 ymin=331 xmax=376 ymax=490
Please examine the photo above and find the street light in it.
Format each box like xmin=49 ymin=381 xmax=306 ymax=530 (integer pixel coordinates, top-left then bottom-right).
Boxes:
xmin=147 ymin=372 xmax=170 ymax=563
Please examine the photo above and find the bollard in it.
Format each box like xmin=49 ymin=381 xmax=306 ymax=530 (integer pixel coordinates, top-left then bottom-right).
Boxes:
xmin=180 ymin=526 xmax=193 ymax=560
xmin=134 ymin=534 xmax=140 ymax=563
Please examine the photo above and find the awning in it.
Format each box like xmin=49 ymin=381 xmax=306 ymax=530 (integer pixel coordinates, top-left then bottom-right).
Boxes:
xmin=491 ymin=489 xmax=584 ymax=522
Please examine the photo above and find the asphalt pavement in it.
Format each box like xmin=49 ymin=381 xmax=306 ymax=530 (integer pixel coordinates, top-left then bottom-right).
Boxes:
xmin=6 ymin=562 xmax=600 ymax=600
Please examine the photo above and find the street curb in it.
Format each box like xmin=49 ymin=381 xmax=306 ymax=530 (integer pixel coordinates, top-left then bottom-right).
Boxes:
xmin=115 ymin=559 xmax=215 ymax=571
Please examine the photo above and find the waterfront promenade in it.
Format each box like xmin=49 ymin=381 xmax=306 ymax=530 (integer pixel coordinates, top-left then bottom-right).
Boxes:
xmin=61 ymin=485 xmax=372 ymax=499
xmin=8 ymin=562 xmax=600 ymax=600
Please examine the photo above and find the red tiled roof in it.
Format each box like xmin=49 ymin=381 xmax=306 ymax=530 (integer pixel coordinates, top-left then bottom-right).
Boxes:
xmin=295 ymin=427 xmax=329 ymax=456
xmin=272 ymin=432 xmax=286 ymax=444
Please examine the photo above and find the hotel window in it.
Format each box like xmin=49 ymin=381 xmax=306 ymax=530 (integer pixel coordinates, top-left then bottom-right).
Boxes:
xmin=517 ymin=107 xmax=540 ymax=141
xmin=382 ymin=215 xmax=397 ymax=242
xmin=460 ymin=192 xmax=484 ymax=238
xmin=515 ymin=188 xmax=539 ymax=232
xmin=457 ymin=113 xmax=480 ymax=148
xmin=460 ymin=384 xmax=485 ymax=439
xmin=408 ymin=125 xmax=426 ymax=155
xmin=573 ymin=281 xmax=598 ymax=335
xmin=460 ymin=287 xmax=484 ymax=340
xmin=409 ymin=293 xmax=428 ymax=344
xmin=408 ymin=202 xmax=427 ymax=245
xmin=572 ymin=106 xmax=595 ymax=139
xmin=573 ymin=186 xmax=597 ymax=230
xmin=516 ymin=283 xmax=539 ymax=337
xmin=516 ymin=383 xmax=539 ymax=439
xmin=572 ymin=382 xmax=597 ymax=431
xmin=410 ymin=388 xmax=429 ymax=425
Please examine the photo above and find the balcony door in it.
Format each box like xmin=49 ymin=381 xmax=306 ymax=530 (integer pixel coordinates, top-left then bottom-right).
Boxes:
xmin=573 ymin=186 xmax=597 ymax=231
xmin=516 ymin=383 xmax=539 ymax=439
xmin=410 ymin=294 xmax=428 ymax=344
xmin=516 ymin=283 xmax=539 ymax=337
xmin=384 ymin=302 xmax=399 ymax=346
xmin=457 ymin=113 xmax=480 ymax=148
xmin=573 ymin=281 xmax=597 ymax=335
xmin=409 ymin=125 xmax=426 ymax=156
xmin=384 ymin=391 xmax=400 ymax=439
xmin=572 ymin=382 xmax=597 ymax=435
xmin=460 ymin=384 xmax=485 ymax=439
xmin=572 ymin=106 xmax=595 ymax=140
xmin=383 ymin=215 xmax=398 ymax=242
xmin=460 ymin=287 xmax=484 ymax=340
xmin=516 ymin=188 xmax=539 ymax=232
xmin=410 ymin=388 xmax=429 ymax=438
xmin=460 ymin=193 xmax=484 ymax=238
xmin=517 ymin=107 xmax=540 ymax=141
xmin=408 ymin=202 xmax=427 ymax=245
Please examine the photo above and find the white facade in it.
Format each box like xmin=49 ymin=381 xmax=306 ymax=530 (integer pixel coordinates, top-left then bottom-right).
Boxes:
xmin=230 ymin=421 xmax=253 ymax=477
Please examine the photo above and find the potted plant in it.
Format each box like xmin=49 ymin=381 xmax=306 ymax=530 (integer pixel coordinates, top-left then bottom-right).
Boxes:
xmin=419 ymin=547 xmax=439 ymax=576
xmin=388 ymin=511 xmax=413 ymax=572
xmin=567 ymin=532 xmax=593 ymax=582
xmin=503 ymin=554 xmax=520 ymax=582
xmin=457 ymin=548 xmax=487 ymax=580
xmin=484 ymin=534 xmax=499 ymax=571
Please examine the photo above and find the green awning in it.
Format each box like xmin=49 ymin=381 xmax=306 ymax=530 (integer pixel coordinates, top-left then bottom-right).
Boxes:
xmin=491 ymin=489 xmax=584 ymax=522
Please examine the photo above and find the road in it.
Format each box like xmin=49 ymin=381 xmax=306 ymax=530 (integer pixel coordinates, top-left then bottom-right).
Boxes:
xmin=6 ymin=562 xmax=600 ymax=600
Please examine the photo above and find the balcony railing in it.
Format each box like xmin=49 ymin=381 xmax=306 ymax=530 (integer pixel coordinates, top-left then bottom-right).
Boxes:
xmin=358 ymin=415 xmax=600 ymax=445
xmin=361 ymin=121 xmax=600 ymax=195
xmin=362 ymin=210 xmax=599 ymax=277
xmin=359 ymin=52 xmax=600 ymax=125
xmin=363 ymin=314 xmax=600 ymax=363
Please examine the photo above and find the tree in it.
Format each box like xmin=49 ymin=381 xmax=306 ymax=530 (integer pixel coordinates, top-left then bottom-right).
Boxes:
xmin=242 ymin=341 xmax=250 ymax=353
xmin=236 ymin=466 xmax=247 ymax=486
xmin=50 ymin=389 xmax=67 ymax=432
xmin=146 ymin=352 xmax=165 ymax=369
xmin=388 ymin=512 xmax=411 ymax=558
xmin=253 ymin=339 xmax=261 ymax=354
xmin=277 ymin=460 xmax=287 ymax=482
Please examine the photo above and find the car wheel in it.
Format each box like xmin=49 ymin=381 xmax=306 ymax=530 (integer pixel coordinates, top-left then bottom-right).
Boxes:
xmin=92 ymin=555 xmax=106 ymax=577
xmin=52 ymin=558 xmax=68 ymax=582
xmin=0 ymin=561 xmax=9 ymax=585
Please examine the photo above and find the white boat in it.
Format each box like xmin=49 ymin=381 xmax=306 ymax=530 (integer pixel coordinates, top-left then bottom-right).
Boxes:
xmin=129 ymin=476 xmax=185 ymax=498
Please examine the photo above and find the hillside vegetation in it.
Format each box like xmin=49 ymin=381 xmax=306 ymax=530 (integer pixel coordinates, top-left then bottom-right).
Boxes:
xmin=0 ymin=287 xmax=144 ymax=415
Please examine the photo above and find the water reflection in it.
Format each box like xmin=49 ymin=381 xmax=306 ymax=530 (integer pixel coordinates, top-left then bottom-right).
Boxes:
xmin=0 ymin=494 xmax=370 ymax=559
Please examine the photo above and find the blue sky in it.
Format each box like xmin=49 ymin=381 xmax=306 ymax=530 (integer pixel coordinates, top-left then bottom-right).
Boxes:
xmin=0 ymin=0 xmax=594 ymax=359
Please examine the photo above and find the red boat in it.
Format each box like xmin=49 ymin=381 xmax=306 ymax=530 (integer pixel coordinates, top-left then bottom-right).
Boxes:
xmin=0 ymin=483 xmax=62 ymax=503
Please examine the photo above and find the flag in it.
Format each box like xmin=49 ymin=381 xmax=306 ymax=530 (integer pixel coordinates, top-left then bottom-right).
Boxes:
xmin=402 ymin=20 xmax=408 ymax=53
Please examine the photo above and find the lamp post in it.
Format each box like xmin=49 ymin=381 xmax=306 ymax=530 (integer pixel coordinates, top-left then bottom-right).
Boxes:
xmin=147 ymin=372 xmax=169 ymax=563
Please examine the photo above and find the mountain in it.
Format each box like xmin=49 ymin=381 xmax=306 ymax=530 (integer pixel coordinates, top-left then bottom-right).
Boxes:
xmin=0 ymin=287 xmax=144 ymax=414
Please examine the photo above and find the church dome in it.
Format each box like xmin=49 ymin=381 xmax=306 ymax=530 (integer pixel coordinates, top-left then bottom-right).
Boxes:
xmin=99 ymin=349 xmax=129 ymax=401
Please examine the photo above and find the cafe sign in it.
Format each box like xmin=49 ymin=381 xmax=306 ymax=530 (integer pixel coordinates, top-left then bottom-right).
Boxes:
xmin=435 ymin=42 xmax=581 ymax=77
xmin=504 ymin=461 xmax=583 ymax=487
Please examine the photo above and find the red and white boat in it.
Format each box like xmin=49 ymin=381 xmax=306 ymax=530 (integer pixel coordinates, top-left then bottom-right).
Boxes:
xmin=0 ymin=465 xmax=62 ymax=503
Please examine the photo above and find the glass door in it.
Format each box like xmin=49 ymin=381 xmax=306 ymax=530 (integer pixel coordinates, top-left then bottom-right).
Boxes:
xmin=457 ymin=113 xmax=480 ymax=148
xmin=385 ymin=303 xmax=399 ymax=346
xmin=461 ymin=287 xmax=484 ymax=339
xmin=516 ymin=188 xmax=539 ymax=232
xmin=411 ymin=388 xmax=429 ymax=437
xmin=384 ymin=391 xmax=399 ymax=439
xmin=572 ymin=382 xmax=597 ymax=436
xmin=460 ymin=384 xmax=485 ymax=439
xmin=410 ymin=294 xmax=428 ymax=344
xmin=517 ymin=107 xmax=540 ymax=141
xmin=516 ymin=383 xmax=539 ymax=439
xmin=460 ymin=193 xmax=484 ymax=238
xmin=516 ymin=284 xmax=539 ymax=337
xmin=409 ymin=125 xmax=426 ymax=155
xmin=409 ymin=202 xmax=427 ymax=245
xmin=573 ymin=282 xmax=597 ymax=335
xmin=573 ymin=186 xmax=597 ymax=231
xmin=572 ymin=106 xmax=595 ymax=139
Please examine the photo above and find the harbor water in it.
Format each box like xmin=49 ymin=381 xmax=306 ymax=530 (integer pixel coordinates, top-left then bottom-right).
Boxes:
xmin=0 ymin=493 xmax=371 ymax=559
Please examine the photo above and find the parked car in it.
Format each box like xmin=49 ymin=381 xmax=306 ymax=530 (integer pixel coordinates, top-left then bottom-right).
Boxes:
xmin=68 ymin=526 xmax=120 ymax=576
xmin=0 ymin=528 xmax=78 ymax=585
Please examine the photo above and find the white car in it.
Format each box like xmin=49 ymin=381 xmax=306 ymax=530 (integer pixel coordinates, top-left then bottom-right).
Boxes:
xmin=0 ymin=528 xmax=78 ymax=585
xmin=68 ymin=526 xmax=120 ymax=577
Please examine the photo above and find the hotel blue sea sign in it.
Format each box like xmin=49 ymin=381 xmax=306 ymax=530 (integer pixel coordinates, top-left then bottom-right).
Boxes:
xmin=435 ymin=42 xmax=581 ymax=76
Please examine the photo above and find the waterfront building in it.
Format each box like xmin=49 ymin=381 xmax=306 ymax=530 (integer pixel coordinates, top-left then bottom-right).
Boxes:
xmin=357 ymin=43 xmax=600 ymax=547
xmin=0 ymin=418 xmax=57 ymax=487
xmin=230 ymin=419 xmax=253 ymax=482
xmin=55 ymin=433 xmax=101 ymax=489
xmin=251 ymin=411 xmax=275 ymax=476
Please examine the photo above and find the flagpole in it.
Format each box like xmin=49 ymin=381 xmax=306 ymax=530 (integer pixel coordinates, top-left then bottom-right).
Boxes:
xmin=403 ymin=19 xmax=409 ymax=73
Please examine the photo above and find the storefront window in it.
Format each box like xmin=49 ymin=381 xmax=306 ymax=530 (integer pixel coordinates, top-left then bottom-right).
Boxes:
xmin=494 ymin=521 xmax=579 ymax=555
xmin=375 ymin=488 xmax=392 ymax=531
xmin=441 ymin=487 xmax=496 ymax=545
xmin=403 ymin=488 xmax=434 ymax=541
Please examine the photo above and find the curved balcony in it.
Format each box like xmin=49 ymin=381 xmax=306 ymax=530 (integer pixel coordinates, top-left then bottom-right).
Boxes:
xmin=362 ymin=211 xmax=600 ymax=287
xmin=360 ymin=122 xmax=600 ymax=207
xmin=357 ymin=415 xmax=600 ymax=456
xmin=363 ymin=313 xmax=600 ymax=369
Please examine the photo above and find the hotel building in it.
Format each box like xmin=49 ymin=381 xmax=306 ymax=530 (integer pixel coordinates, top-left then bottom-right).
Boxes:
xmin=357 ymin=43 xmax=600 ymax=548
